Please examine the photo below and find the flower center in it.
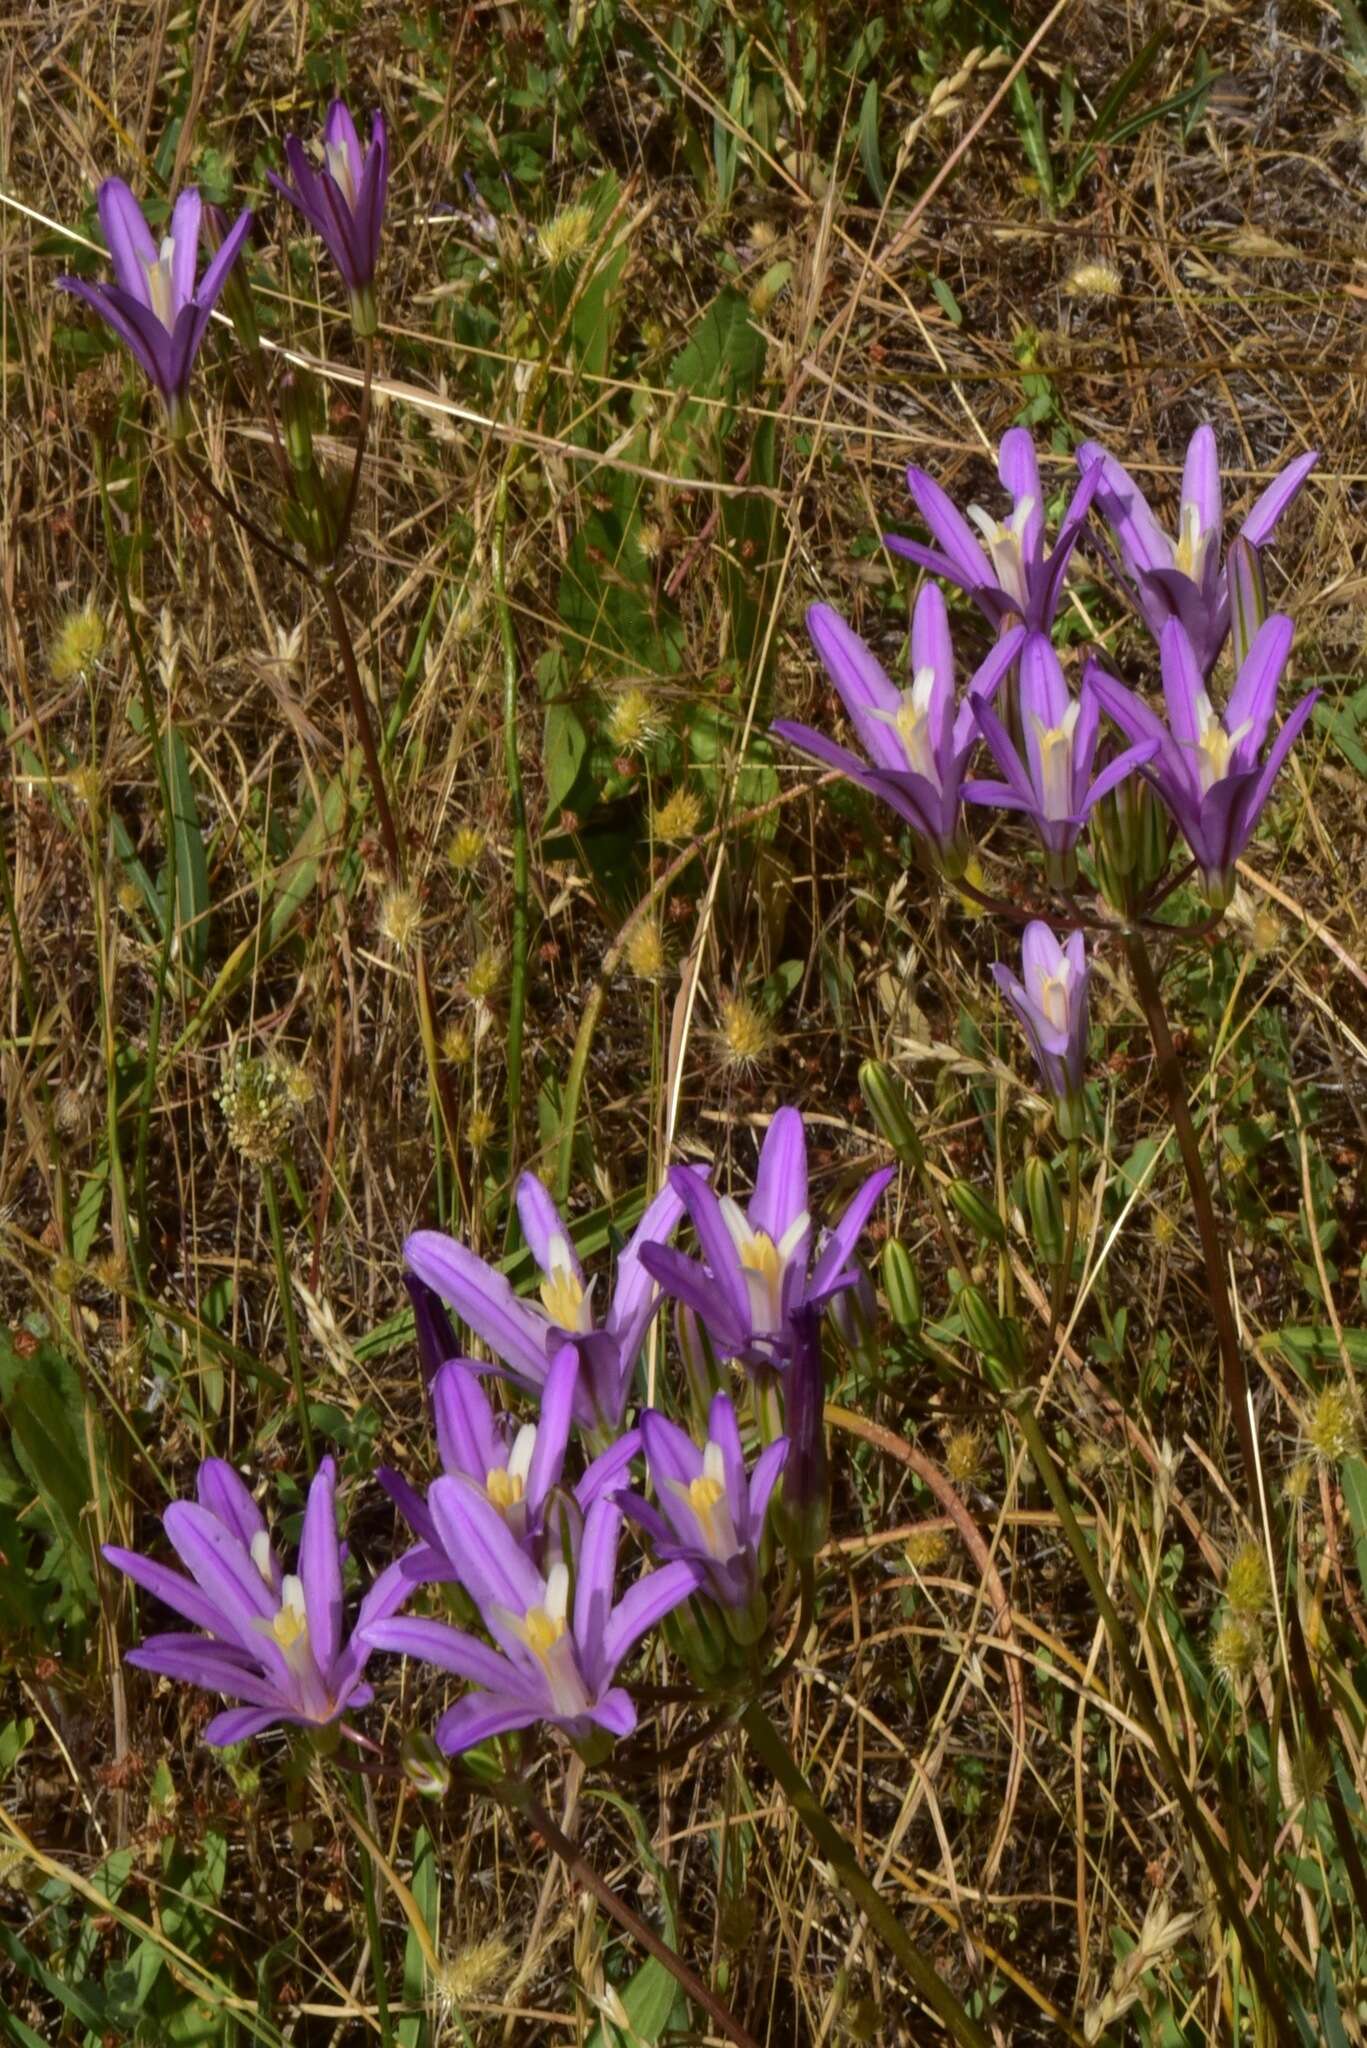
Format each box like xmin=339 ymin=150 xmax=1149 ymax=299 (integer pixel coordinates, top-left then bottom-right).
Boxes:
xmin=1029 ymin=701 xmax=1080 ymax=820
xmin=254 ymin=1573 xmax=310 ymax=1656
xmin=539 ymin=1236 xmax=592 ymax=1332
xmin=1038 ymin=967 xmax=1071 ymax=1034
xmin=1172 ymin=501 xmax=1213 ymax=582
xmin=521 ymin=1604 xmax=566 ymax=1657
xmin=143 ymin=236 xmax=177 ymax=329
xmin=892 ymin=666 xmax=939 ymax=782
xmin=968 ymin=498 xmax=1035 ymax=610
xmin=325 ymin=140 xmax=359 ymax=211
xmin=721 ymin=1201 xmax=811 ymax=1336
xmin=486 ymin=1465 xmax=526 ymax=1512
xmin=1191 ymin=691 xmax=1253 ymax=795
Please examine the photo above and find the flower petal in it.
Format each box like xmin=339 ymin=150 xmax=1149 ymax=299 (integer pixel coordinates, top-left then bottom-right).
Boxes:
xmin=195 ymin=206 xmax=254 ymax=313
xmin=903 ymin=466 xmax=995 ymax=595
xmin=516 ymin=1174 xmax=580 ymax=1280
xmin=427 ymin=1476 xmax=544 ymax=1616
xmin=363 ymin=1616 xmax=517 ymax=1692
xmin=572 ymin=1497 xmax=622 ymax=1689
xmin=432 ymin=1360 xmax=500 ymax=1483
xmin=751 ymin=1106 xmax=808 ymax=1244
xmin=808 ymin=1166 xmax=895 ymax=1298
xmin=96 ymin=179 xmax=157 ymax=302
xmin=1240 ymin=449 xmax=1318 ymax=549
xmin=196 ymin=1460 xmax=268 ymax=1553
xmin=300 ymin=1456 xmax=343 ymax=1676
xmin=436 ymin=1693 xmax=543 ymax=1754
xmin=599 ymin=1558 xmax=704 ymax=1679
xmin=203 ymin=1707 xmax=288 ymax=1746
xmin=102 ymin=1545 xmax=227 ymax=1637
xmin=405 ymin=1230 xmax=550 ymax=1389
xmin=526 ymin=1345 xmax=578 ymax=1511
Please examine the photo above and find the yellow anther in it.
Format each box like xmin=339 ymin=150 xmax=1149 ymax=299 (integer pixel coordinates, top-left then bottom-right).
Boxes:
xmin=486 ymin=1466 xmax=526 ymax=1512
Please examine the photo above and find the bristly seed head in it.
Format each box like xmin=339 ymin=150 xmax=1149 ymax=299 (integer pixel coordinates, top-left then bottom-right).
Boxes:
xmin=448 ymin=825 xmax=486 ymax=873
xmin=1308 ymin=1384 xmax=1358 ymax=1467
xmin=1210 ymin=1615 xmax=1260 ymax=1686
xmin=1224 ymin=1541 xmax=1272 ymax=1619
xmin=378 ymin=886 xmax=423 ymax=952
xmin=441 ymin=1021 xmax=473 ymax=1065
xmin=430 ymin=1932 xmax=513 ymax=2010
xmin=50 ymin=605 xmax=107 ymax=683
xmin=537 ymin=203 xmax=595 ymax=267
xmin=944 ymin=1428 xmax=986 ymax=1488
xmin=465 ymin=946 xmax=504 ymax=1003
xmin=604 ymin=687 xmax=658 ymax=753
xmin=1064 ymin=259 xmax=1123 ymax=299
xmin=466 ymin=1104 xmax=497 ymax=1152
xmin=651 ymin=786 xmax=704 ymax=843
xmin=717 ymin=994 xmax=776 ymax=1071
xmin=625 ymin=917 xmax=667 ymax=981
xmin=904 ymin=1528 xmax=950 ymax=1569
xmin=217 ymin=1051 xmax=302 ymax=1166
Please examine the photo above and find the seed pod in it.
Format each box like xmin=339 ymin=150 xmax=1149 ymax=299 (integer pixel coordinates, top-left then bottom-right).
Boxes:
xmin=401 ymin=1728 xmax=451 ymax=1799
xmin=859 ymin=1060 xmax=925 ymax=1170
xmin=1024 ymin=1156 xmax=1065 ymax=1267
xmin=948 ymin=1178 xmax=1007 ymax=1245
xmin=881 ymin=1239 xmax=923 ymax=1331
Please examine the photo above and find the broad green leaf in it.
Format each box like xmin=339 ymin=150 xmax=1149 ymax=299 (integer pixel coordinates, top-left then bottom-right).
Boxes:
xmin=542 ymin=702 xmax=589 ymax=825
xmin=165 ymin=726 xmax=210 ymax=977
xmin=859 ymin=80 xmax=886 ymax=202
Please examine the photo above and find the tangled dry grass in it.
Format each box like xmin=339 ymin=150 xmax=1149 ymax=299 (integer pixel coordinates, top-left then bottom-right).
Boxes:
xmin=3 ymin=0 xmax=1367 ymax=2041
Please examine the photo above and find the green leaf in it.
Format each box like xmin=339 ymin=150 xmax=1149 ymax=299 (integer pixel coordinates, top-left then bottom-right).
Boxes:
xmin=71 ymin=1155 xmax=110 ymax=1264
xmin=542 ymin=702 xmax=589 ymax=825
xmin=585 ymin=1958 xmax=681 ymax=2048
xmin=0 ymin=1329 xmax=101 ymax=1609
xmin=859 ymin=80 xmax=886 ymax=202
xmin=166 ymin=726 xmax=211 ymax=977
xmin=1339 ymin=1459 xmax=1367 ymax=1599
xmin=1009 ymin=74 xmax=1056 ymax=209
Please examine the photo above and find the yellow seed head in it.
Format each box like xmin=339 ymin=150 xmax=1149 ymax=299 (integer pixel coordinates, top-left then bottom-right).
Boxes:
xmin=1225 ymin=1541 xmax=1271 ymax=1619
xmin=1284 ymin=1457 xmax=1314 ymax=1504
xmin=944 ymin=1428 xmax=985 ymax=1488
xmin=625 ymin=917 xmax=667 ymax=980
xmin=1064 ymin=259 xmax=1123 ymax=299
xmin=637 ymin=520 xmax=663 ymax=561
xmin=466 ymin=946 xmax=504 ymax=1003
xmin=651 ymin=786 xmax=704 ymax=843
xmin=605 ymin=687 xmax=657 ymax=752
xmin=448 ymin=825 xmax=486 ymax=872
xmin=717 ymin=994 xmax=775 ymax=1071
xmin=50 ymin=605 xmax=107 ymax=683
xmin=1250 ymin=907 xmax=1282 ymax=955
xmin=277 ymin=1059 xmax=316 ymax=1109
xmin=466 ymin=1105 xmax=497 ymax=1152
xmin=904 ymin=1528 xmax=950 ymax=1569
xmin=116 ymin=879 xmax=142 ymax=916
xmin=431 ymin=1933 xmax=513 ymax=2009
xmin=378 ymin=886 xmax=423 ymax=952
xmin=51 ymin=1257 xmax=80 ymax=1297
xmin=69 ymin=765 xmax=103 ymax=810
xmin=217 ymin=1052 xmax=299 ymax=1166
xmin=441 ymin=1021 xmax=473 ymax=1065
xmin=1150 ymin=1207 xmax=1178 ymax=1250
xmin=90 ymin=1250 xmax=131 ymax=1294
xmin=1210 ymin=1615 xmax=1260 ymax=1685
xmin=1308 ymin=1385 xmax=1358 ymax=1466
xmin=537 ymin=203 xmax=595 ymax=267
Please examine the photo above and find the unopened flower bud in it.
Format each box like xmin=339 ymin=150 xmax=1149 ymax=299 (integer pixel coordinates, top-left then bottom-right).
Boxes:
xmin=881 ymin=1240 xmax=922 ymax=1331
xmin=1226 ymin=537 xmax=1267 ymax=676
xmin=401 ymin=1727 xmax=451 ymax=1798
xmin=948 ymin=1178 xmax=1007 ymax=1245
xmin=859 ymin=1059 xmax=924 ymax=1170
xmin=1024 ymin=1156 xmax=1065 ymax=1267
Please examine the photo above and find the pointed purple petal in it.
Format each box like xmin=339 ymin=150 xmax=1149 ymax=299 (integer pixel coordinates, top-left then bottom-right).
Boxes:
xmin=1241 ymin=689 xmax=1321 ymax=841
xmin=196 ymin=1460 xmax=267 ymax=1552
xmin=667 ymin=1169 xmax=752 ymax=1334
xmin=805 ymin=604 xmax=907 ymax=774
xmin=970 ymin=698 xmax=1035 ymax=804
xmin=427 ymin=1476 xmax=544 ymax=1616
xmin=126 ymin=1638 xmax=281 ymax=1710
xmin=323 ymin=100 xmax=364 ymax=188
xmin=1225 ymin=614 xmax=1294 ymax=759
xmin=750 ymin=1106 xmax=808 ymax=1243
xmin=436 ymin=1694 xmax=544 ymax=1754
xmin=640 ymin=1409 xmax=701 ymax=1493
xmin=203 ymin=1707 xmax=287 ymax=1746
xmin=405 ymin=1231 xmax=550 ymax=1389
xmin=572 ymin=1497 xmax=622 ymax=1689
xmin=809 ymin=1166 xmax=894 ymax=1297
xmin=998 ymin=428 xmax=1044 ymax=564
xmin=600 ymin=1559 xmax=704 ymax=1678
xmin=96 ymin=179 xmax=157 ymax=301
xmin=747 ymin=1437 xmax=789 ymax=1541
xmin=605 ymin=1173 xmax=691 ymax=1367
xmin=526 ymin=1345 xmax=577 ymax=1512
xmin=516 ymin=1174 xmax=580 ymax=1280
xmin=376 ymin=1467 xmax=441 ymax=1549
xmin=903 ymin=466 xmax=995 ymax=592
xmin=195 ymin=206 xmax=253 ymax=311
xmin=363 ymin=1616 xmax=517 ymax=1691
xmin=576 ymin=1428 xmax=642 ymax=1514
xmin=1159 ymin=618 xmax=1207 ymax=753
xmin=102 ymin=1545 xmax=228 ymax=1637
xmin=167 ymin=189 xmax=203 ymax=313
xmin=1083 ymin=738 xmax=1159 ymax=810
xmin=162 ymin=1502 xmax=277 ymax=1640
xmin=59 ymin=278 xmax=171 ymax=393
xmin=431 ymin=1360 xmax=500 ymax=1482
xmin=299 ymin=1457 xmax=343 ymax=1676
xmin=1181 ymin=425 xmax=1221 ymax=538
xmin=588 ymin=1688 xmax=637 ymax=1738
xmin=1241 ymin=450 xmax=1317 ymax=549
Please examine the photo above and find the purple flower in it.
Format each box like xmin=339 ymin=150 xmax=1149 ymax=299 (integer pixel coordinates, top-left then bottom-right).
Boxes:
xmin=991 ymin=922 xmax=1090 ymax=1136
xmin=885 ymin=429 xmax=1102 ymax=633
xmin=623 ymin=1395 xmax=787 ymax=1631
xmin=378 ymin=1346 xmax=640 ymax=1575
xmin=1085 ymin=615 xmax=1318 ymax=910
xmin=363 ymin=1483 xmax=699 ymax=1756
xmin=1077 ymin=426 xmax=1318 ymax=675
xmin=964 ymin=632 xmax=1156 ymax=880
xmin=638 ymin=1107 xmax=893 ymax=1372
xmin=773 ymin=589 xmax=1024 ymax=876
xmin=58 ymin=181 xmax=253 ymax=438
xmin=102 ymin=1457 xmax=412 ymax=1746
xmin=270 ymin=100 xmax=388 ymax=335
xmin=404 ymin=1172 xmax=691 ymax=1433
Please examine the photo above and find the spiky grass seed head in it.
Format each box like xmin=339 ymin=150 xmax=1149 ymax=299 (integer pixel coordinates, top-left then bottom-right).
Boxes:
xmin=537 ymin=203 xmax=594 ymax=267
xmin=652 ymin=786 xmax=704 ymax=843
xmin=116 ymin=879 xmax=142 ymax=916
xmin=1225 ymin=1542 xmax=1272 ymax=1619
xmin=448 ymin=825 xmax=486 ymax=873
xmin=431 ymin=1932 xmax=512 ymax=2013
xmin=604 ymin=686 xmax=658 ymax=752
xmin=1065 ymin=259 xmax=1123 ymax=299
xmin=441 ymin=1021 xmax=473 ymax=1065
xmin=378 ymin=886 xmax=423 ymax=953
xmin=68 ymin=765 xmax=103 ymax=810
xmin=217 ymin=1052 xmax=302 ymax=1166
xmin=905 ymin=1528 xmax=950 ymax=1569
xmin=717 ymin=994 xmax=775 ymax=1071
xmin=1210 ymin=1615 xmax=1260 ymax=1685
xmin=626 ymin=917 xmax=667 ymax=981
xmin=1308 ymin=1384 xmax=1358 ymax=1466
xmin=466 ymin=1105 xmax=497 ymax=1153
xmin=465 ymin=947 xmax=503 ymax=1003
xmin=50 ymin=605 xmax=107 ymax=683
xmin=944 ymin=1428 xmax=986 ymax=1487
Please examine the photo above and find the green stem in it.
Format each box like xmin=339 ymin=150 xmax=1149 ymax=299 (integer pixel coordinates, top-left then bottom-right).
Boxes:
xmin=347 ymin=1773 xmax=393 ymax=2048
xmin=492 ymin=475 xmax=529 ymax=1168
xmin=321 ymin=579 xmax=403 ymax=880
xmin=262 ymin=1162 xmax=314 ymax=1471
xmin=740 ymin=1701 xmax=991 ymax=2047
xmin=1048 ymin=1138 xmax=1080 ymax=1337
xmin=1124 ymin=928 xmax=1367 ymax=1939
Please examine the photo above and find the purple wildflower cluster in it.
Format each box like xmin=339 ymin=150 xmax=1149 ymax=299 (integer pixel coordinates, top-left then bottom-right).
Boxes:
xmin=104 ymin=1111 xmax=889 ymax=1761
xmin=59 ymin=98 xmax=388 ymax=437
xmin=776 ymin=421 xmax=1320 ymax=1120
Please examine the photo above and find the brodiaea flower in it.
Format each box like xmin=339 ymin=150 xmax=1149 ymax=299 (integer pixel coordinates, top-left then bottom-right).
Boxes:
xmin=885 ymin=428 xmax=1102 ymax=633
xmin=404 ymin=1172 xmax=691 ymax=1433
xmin=102 ymin=1458 xmax=412 ymax=1745
xmin=1085 ymin=614 xmax=1317 ymax=910
xmin=58 ymin=182 xmax=253 ymax=438
xmin=378 ymin=1347 xmax=640 ymax=1575
xmin=773 ymin=588 xmax=1024 ymax=877
xmin=363 ymin=1485 xmax=699 ymax=1757
xmin=270 ymin=100 xmax=388 ymax=335
xmin=623 ymin=1395 xmax=787 ymax=1637
xmin=965 ymin=632 xmax=1156 ymax=883
xmin=991 ymin=922 xmax=1090 ymax=1137
xmin=1077 ymin=425 xmax=1317 ymax=675
xmin=638 ymin=1107 xmax=892 ymax=1372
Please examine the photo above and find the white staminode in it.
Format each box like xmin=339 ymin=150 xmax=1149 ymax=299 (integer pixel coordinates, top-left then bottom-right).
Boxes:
xmin=254 ymin=1572 xmax=310 ymax=1655
xmin=250 ymin=1529 xmax=275 ymax=1585
xmin=1035 ymin=957 xmax=1073 ymax=1034
xmin=969 ymin=497 xmax=1035 ymax=611
xmin=1172 ymin=500 xmax=1214 ymax=583
xmin=1190 ymin=690 xmax=1251 ymax=794
xmin=667 ymin=1438 xmax=740 ymax=1562
xmin=1029 ymin=699 xmax=1081 ymax=819
xmin=870 ymin=665 xmax=940 ymax=783
xmin=508 ymin=1561 xmax=590 ymax=1715
xmin=486 ymin=1423 xmax=537 ymax=1519
xmin=539 ymin=1233 xmax=594 ymax=1333
xmin=325 ymin=140 xmax=360 ymax=211
xmin=719 ymin=1198 xmax=810 ymax=1334
xmin=143 ymin=236 xmax=178 ymax=328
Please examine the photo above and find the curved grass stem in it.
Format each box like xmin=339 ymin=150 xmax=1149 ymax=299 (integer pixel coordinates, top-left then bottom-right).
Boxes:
xmin=492 ymin=474 xmax=530 ymax=1169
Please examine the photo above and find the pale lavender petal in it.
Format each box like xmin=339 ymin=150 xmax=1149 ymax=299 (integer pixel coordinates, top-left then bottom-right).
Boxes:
xmin=1084 ymin=738 xmax=1159 ymax=809
xmin=640 ymin=1409 xmax=700 ymax=1493
xmin=1021 ymin=920 xmax=1064 ymax=990
xmin=606 ymin=1173 xmax=691 ymax=1359
xmin=666 ymin=1170 xmax=751 ymax=1334
xmin=903 ymin=466 xmax=995 ymax=593
xmin=952 ymin=626 xmax=1026 ymax=757
xmin=1037 ymin=458 xmax=1102 ymax=623
xmin=970 ymin=699 xmax=1036 ymax=805
xmin=1077 ymin=443 xmax=1171 ymax=573
xmin=516 ymin=1174 xmax=580 ymax=1280
xmin=323 ymin=100 xmax=364 ymax=190
xmin=432 ymin=1361 xmax=500 ymax=1482
xmin=203 ymin=1707 xmax=288 ymax=1746
xmin=436 ymin=1695 xmax=543 ymax=1754
xmin=1241 ymin=689 xmax=1320 ymax=840
xmin=806 ymin=604 xmax=907 ymax=774
xmin=102 ymin=1545 xmax=226 ymax=1637
xmin=331 ymin=1552 xmax=423 ymax=1698
xmin=770 ymin=722 xmax=936 ymax=836
xmin=1225 ymin=614 xmax=1294 ymax=759
xmin=363 ymin=1616 xmax=517 ymax=1692
xmin=588 ymin=1688 xmax=637 ymax=1738
xmin=751 ymin=1106 xmax=808 ymax=1244
xmin=576 ymin=1428 xmax=642 ymax=1513
xmin=1159 ymin=618 xmax=1207 ymax=752
xmin=1241 ymin=450 xmax=1317 ymax=548
xmin=573 ymin=1497 xmax=622 ymax=1688
xmin=960 ymin=779 xmax=1038 ymax=814
xmin=126 ymin=1638 xmax=281 ymax=1711
xmin=300 ymin=1457 xmax=343 ymax=1676
xmin=196 ymin=1460 xmax=267 ymax=1553
xmin=376 ymin=1468 xmax=440 ymax=1549
xmin=998 ymin=427 xmax=1044 ymax=564
xmin=1181 ymin=426 xmax=1221 ymax=539
xmin=747 ymin=1438 xmax=789 ymax=1540
xmin=162 ymin=1502 xmax=278 ymax=1641
xmin=600 ymin=1559 xmax=704 ymax=1678
xmin=636 ymin=1244 xmax=747 ymax=1354
xmin=1085 ymin=664 xmax=1190 ymax=798
xmin=167 ymin=188 xmax=203 ymax=314
xmin=96 ymin=179 xmax=157 ymax=302
xmin=808 ymin=1166 xmax=895 ymax=1298
xmin=427 ymin=1477 xmax=543 ymax=1616
xmin=195 ymin=206 xmax=254 ymax=311
xmin=405 ymin=1231 xmax=550 ymax=1388
xmin=708 ymin=1392 xmax=746 ymax=1514
xmin=526 ymin=1345 xmax=578 ymax=1511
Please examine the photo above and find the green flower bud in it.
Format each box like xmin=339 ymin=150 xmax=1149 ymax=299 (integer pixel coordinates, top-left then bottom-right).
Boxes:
xmin=947 ymin=1178 xmax=1007 ymax=1245
xmin=881 ymin=1239 xmax=923 ymax=1331
xmin=401 ymin=1727 xmax=451 ymax=1799
xmin=1024 ymin=1156 xmax=1065 ymax=1268
xmin=859 ymin=1059 xmax=925 ymax=1170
